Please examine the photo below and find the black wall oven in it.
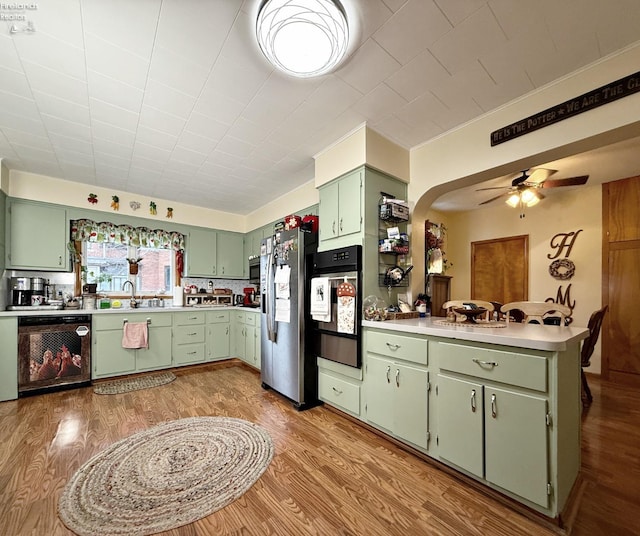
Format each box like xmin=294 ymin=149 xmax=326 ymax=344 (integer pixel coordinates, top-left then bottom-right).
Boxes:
xmin=310 ymin=245 xmax=362 ymax=368
xmin=18 ymin=315 xmax=92 ymax=396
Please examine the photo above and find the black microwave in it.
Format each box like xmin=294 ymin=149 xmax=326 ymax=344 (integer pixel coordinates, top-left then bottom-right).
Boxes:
xmin=248 ymin=257 xmax=260 ymax=282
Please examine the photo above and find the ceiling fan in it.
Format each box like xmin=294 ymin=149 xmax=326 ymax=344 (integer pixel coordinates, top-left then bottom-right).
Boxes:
xmin=477 ymin=168 xmax=589 ymax=208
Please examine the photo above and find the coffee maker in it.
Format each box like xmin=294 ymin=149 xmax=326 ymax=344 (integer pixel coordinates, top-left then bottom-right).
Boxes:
xmin=11 ymin=277 xmax=31 ymax=306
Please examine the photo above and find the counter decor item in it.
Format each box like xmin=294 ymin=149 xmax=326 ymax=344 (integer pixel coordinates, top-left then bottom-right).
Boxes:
xmin=336 ymin=278 xmax=356 ymax=334
xmin=110 ymin=195 xmax=119 ymax=210
xmin=166 ymin=207 xmax=173 ymax=218
xmin=150 ymin=201 xmax=157 ymax=215
xmin=363 ymin=295 xmax=388 ymax=321
xmin=87 ymin=193 xmax=98 ymax=205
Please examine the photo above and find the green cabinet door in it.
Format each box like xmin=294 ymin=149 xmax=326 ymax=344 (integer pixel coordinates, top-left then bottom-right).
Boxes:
xmin=93 ymin=330 xmax=136 ymax=377
xmin=245 ymin=325 xmax=257 ymax=367
xmin=394 ymin=363 xmax=429 ymax=449
xmin=7 ymin=200 xmax=69 ymax=270
xmin=234 ymin=321 xmax=246 ymax=360
xmin=136 ymin=326 xmax=172 ymax=371
xmin=216 ymin=232 xmax=244 ymax=277
xmin=209 ymin=323 xmax=230 ymax=360
xmin=437 ymin=374 xmax=484 ymax=478
xmin=0 ymin=191 xmax=6 ymax=273
xmin=319 ymin=180 xmax=339 ymax=242
xmin=365 ymin=354 xmax=395 ymax=432
xmin=485 ymin=386 xmax=549 ymax=507
xmin=337 ymin=169 xmax=362 ymax=237
xmin=0 ymin=317 xmax=17 ymax=401
xmin=187 ymin=228 xmax=217 ymax=276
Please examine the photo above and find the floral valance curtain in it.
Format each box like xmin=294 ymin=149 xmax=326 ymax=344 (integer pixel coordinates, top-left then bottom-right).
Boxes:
xmin=70 ymin=219 xmax=185 ymax=251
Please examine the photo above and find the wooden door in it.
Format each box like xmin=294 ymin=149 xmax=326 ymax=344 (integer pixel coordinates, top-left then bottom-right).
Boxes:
xmin=471 ymin=235 xmax=528 ymax=303
xmin=603 ymin=175 xmax=640 ymax=385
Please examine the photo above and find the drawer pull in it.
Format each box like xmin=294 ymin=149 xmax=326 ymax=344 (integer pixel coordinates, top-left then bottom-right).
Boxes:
xmin=189 ymin=316 xmax=198 ymax=320
xmin=386 ymin=343 xmax=401 ymax=350
xmin=332 ymin=387 xmax=343 ymax=395
xmin=471 ymin=389 xmax=477 ymax=412
xmin=188 ymin=332 xmax=197 ymax=336
xmin=395 ymin=368 xmax=400 ymax=387
xmin=491 ymin=393 xmax=497 ymax=418
xmin=187 ymin=351 xmax=197 ymax=355
xmin=386 ymin=365 xmax=391 ymax=383
xmin=473 ymin=358 xmax=498 ymax=367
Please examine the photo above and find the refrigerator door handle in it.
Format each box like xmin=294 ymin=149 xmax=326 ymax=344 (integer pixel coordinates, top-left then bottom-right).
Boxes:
xmin=266 ymin=250 xmax=276 ymax=342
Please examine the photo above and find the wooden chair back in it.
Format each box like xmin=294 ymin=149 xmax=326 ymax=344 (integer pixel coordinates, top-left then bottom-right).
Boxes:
xmin=581 ymin=305 xmax=608 ymax=367
xmin=442 ymin=300 xmax=495 ymax=321
xmin=501 ymin=301 xmax=572 ymax=325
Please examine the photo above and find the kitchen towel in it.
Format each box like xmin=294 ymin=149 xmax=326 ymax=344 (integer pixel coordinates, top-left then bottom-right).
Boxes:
xmin=122 ymin=322 xmax=149 ymax=349
xmin=310 ymin=277 xmax=331 ymax=322
xmin=274 ymin=265 xmax=291 ymax=299
xmin=337 ymin=279 xmax=356 ymax=334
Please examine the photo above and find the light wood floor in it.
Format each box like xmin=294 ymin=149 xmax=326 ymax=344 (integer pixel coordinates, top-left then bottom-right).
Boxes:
xmin=0 ymin=362 xmax=637 ymax=535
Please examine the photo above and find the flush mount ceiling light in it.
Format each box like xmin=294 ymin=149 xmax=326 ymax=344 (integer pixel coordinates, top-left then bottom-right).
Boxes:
xmin=256 ymin=0 xmax=349 ymax=78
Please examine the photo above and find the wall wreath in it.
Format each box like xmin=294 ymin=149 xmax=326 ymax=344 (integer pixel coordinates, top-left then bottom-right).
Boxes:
xmin=549 ymin=258 xmax=575 ymax=280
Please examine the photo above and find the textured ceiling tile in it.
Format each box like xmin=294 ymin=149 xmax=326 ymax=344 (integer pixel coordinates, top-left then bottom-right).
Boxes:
xmin=0 ymin=90 xmax=40 ymax=121
xmin=143 ymin=79 xmax=197 ymax=119
xmin=81 ymin=0 xmax=162 ymax=58
xmin=84 ymin=32 xmax=150 ymax=90
xmin=0 ymin=110 xmax=47 ymax=136
xmin=336 ymin=38 xmax=401 ymax=94
xmin=374 ymin=0 xmax=452 ymax=64
xmin=22 ymin=61 xmax=88 ymax=104
xmin=434 ymin=0 xmax=486 ymax=25
xmin=40 ymin=114 xmax=91 ymax=140
xmin=429 ymin=5 xmax=507 ymax=74
xmin=147 ymin=45 xmax=210 ymax=98
xmin=139 ymin=104 xmax=187 ymax=136
xmin=431 ymin=61 xmax=495 ymax=109
xmin=0 ymin=65 xmax=35 ymax=97
xmin=87 ymin=70 xmax=144 ymax=113
xmin=385 ymin=49 xmax=452 ymax=102
xmin=175 ymin=131 xmax=218 ymax=156
xmin=169 ymin=146 xmax=208 ymax=167
xmin=91 ymin=120 xmax=137 ymax=147
xmin=352 ymin=83 xmax=407 ymax=119
xmin=12 ymin=31 xmax=86 ymax=81
xmin=89 ymin=98 xmax=139 ymax=132
xmin=184 ymin=112 xmax=228 ymax=142
xmin=49 ymin=132 xmax=93 ymax=154
xmin=92 ymin=138 xmax=134 ymax=159
xmin=34 ymin=91 xmax=91 ymax=126
xmin=0 ymin=35 xmax=25 ymax=72
xmin=193 ymin=91 xmax=246 ymax=127
xmin=135 ymin=125 xmax=178 ymax=152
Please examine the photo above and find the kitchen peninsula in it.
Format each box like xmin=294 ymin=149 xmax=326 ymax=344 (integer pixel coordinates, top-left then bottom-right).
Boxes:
xmin=320 ymin=316 xmax=588 ymax=527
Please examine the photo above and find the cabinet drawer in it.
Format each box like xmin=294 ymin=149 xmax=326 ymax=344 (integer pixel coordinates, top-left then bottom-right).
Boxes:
xmin=206 ymin=310 xmax=230 ymax=324
xmin=173 ymin=324 xmax=206 ymax=344
xmin=436 ymin=342 xmax=547 ymax=392
xmin=173 ymin=343 xmax=206 ymax=365
xmin=93 ymin=314 xmax=129 ymax=331
xmin=318 ymin=371 xmax=360 ymax=415
xmin=174 ymin=311 xmax=205 ymax=326
xmin=244 ymin=312 xmax=257 ymax=326
xmin=234 ymin=311 xmax=245 ymax=324
xmin=367 ymin=330 xmax=428 ymax=365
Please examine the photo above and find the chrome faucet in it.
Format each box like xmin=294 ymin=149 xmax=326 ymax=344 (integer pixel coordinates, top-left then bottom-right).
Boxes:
xmin=122 ymin=280 xmax=138 ymax=308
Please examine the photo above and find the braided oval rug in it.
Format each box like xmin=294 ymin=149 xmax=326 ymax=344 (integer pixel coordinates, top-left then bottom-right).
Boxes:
xmin=58 ymin=417 xmax=274 ymax=536
xmin=93 ymin=371 xmax=176 ymax=395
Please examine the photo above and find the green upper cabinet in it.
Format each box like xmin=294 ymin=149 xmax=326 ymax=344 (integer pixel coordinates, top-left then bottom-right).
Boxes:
xmin=216 ymin=231 xmax=244 ymax=278
xmin=186 ymin=228 xmax=217 ymax=277
xmin=0 ymin=190 xmax=6 ymax=273
xmin=6 ymin=199 xmax=70 ymax=271
xmin=318 ymin=167 xmax=363 ymax=248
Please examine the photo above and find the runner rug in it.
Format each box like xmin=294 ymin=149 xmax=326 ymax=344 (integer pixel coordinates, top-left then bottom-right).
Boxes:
xmin=93 ymin=371 xmax=176 ymax=395
xmin=58 ymin=417 xmax=275 ymax=536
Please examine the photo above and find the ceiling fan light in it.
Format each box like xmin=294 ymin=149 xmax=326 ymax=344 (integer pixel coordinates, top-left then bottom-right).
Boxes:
xmin=506 ymin=193 xmax=521 ymax=208
xmin=520 ymin=188 xmax=538 ymax=205
xmin=256 ymin=0 xmax=349 ymax=78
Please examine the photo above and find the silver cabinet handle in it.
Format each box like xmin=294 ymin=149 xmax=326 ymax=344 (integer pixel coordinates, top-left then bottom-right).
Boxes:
xmin=332 ymin=221 xmax=336 ymax=235
xmin=188 ymin=332 xmax=197 ymax=336
xmin=386 ymin=342 xmax=400 ymax=350
xmin=225 ymin=326 xmax=229 ymax=335
xmin=332 ymin=386 xmax=343 ymax=395
xmin=491 ymin=393 xmax=497 ymax=418
xmin=386 ymin=365 xmax=390 ymax=383
xmin=58 ymin=255 xmax=62 ymax=265
xmin=395 ymin=368 xmax=400 ymax=387
xmin=472 ymin=358 xmax=498 ymax=367
xmin=339 ymin=218 xmax=343 ymax=231
xmin=471 ymin=389 xmax=476 ymax=412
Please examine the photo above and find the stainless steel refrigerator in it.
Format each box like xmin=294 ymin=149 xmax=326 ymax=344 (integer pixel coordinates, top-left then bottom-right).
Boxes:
xmin=260 ymin=228 xmax=318 ymax=410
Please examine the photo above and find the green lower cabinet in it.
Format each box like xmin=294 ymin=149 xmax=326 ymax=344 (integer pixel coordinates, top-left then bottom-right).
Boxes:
xmin=0 ymin=317 xmax=18 ymax=401
xmin=437 ymin=373 xmax=549 ymax=508
xmin=206 ymin=310 xmax=231 ymax=361
xmin=93 ymin=313 xmax=173 ymax=379
xmin=233 ymin=311 xmax=261 ymax=369
xmin=365 ymin=354 xmax=429 ymax=449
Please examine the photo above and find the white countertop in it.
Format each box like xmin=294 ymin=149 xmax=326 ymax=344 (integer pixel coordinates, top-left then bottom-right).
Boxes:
xmin=0 ymin=305 xmax=261 ymax=318
xmin=363 ymin=317 xmax=589 ymax=352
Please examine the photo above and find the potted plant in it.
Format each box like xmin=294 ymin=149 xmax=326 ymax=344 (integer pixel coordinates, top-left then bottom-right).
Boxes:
xmin=81 ymin=268 xmax=112 ymax=294
xmin=127 ymin=257 xmax=142 ymax=275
